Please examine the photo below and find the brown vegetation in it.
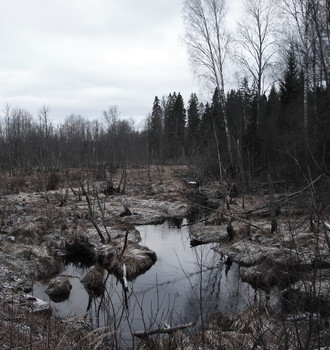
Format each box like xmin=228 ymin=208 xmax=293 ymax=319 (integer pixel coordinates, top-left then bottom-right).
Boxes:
xmin=45 ymin=276 xmax=72 ymax=302
xmin=98 ymin=241 xmax=157 ymax=281
xmin=81 ymin=265 xmax=105 ymax=298
xmin=0 ymin=166 xmax=330 ymax=349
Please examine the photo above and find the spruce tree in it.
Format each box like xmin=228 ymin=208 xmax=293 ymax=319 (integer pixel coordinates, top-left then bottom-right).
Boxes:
xmin=163 ymin=92 xmax=186 ymax=161
xmin=279 ymin=47 xmax=303 ymax=134
xmin=187 ymin=93 xmax=200 ymax=158
xmin=173 ymin=93 xmax=186 ymax=160
xmin=163 ymin=92 xmax=177 ymax=160
xmin=199 ymin=103 xmax=219 ymax=176
xmin=149 ymin=96 xmax=163 ymax=161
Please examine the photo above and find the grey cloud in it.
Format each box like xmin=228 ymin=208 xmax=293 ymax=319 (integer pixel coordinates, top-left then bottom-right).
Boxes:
xmin=0 ymin=0 xmax=198 ymax=122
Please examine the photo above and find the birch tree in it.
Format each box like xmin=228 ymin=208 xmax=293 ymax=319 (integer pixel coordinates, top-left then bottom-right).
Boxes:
xmin=235 ymin=0 xmax=278 ymax=126
xmin=183 ymin=0 xmax=234 ymax=170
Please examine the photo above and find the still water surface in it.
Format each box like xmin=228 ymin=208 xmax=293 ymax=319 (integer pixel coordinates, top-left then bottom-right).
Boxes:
xmin=33 ymin=220 xmax=256 ymax=343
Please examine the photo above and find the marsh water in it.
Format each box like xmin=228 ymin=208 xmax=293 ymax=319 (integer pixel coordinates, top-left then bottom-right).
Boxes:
xmin=33 ymin=220 xmax=258 ymax=345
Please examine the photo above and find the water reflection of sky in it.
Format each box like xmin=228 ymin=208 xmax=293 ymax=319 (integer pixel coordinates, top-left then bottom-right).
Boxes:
xmin=33 ymin=220 xmax=257 ymax=345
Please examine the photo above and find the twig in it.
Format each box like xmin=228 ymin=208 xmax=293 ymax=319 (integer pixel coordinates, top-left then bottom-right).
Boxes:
xmin=121 ymin=230 xmax=129 ymax=257
xmin=133 ymin=321 xmax=196 ymax=338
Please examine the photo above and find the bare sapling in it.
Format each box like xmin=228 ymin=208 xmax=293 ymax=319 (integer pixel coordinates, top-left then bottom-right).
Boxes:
xmin=268 ymin=174 xmax=278 ymax=233
xmin=80 ymin=181 xmax=106 ymax=244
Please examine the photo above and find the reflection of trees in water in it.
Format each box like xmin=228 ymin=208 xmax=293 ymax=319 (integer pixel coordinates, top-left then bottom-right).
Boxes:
xmin=84 ymin=245 xmax=258 ymax=342
xmin=183 ymin=248 xmax=256 ymax=324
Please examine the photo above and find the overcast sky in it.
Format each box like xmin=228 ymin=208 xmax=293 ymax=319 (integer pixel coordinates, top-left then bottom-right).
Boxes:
xmin=0 ymin=0 xmax=241 ymax=126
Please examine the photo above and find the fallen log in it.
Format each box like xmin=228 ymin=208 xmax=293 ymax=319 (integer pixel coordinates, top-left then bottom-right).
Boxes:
xmin=240 ymin=173 xmax=324 ymax=216
xmin=190 ymin=238 xmax=217 ymax=247
xmin=133 ymin=322 xmax=196 ymax=339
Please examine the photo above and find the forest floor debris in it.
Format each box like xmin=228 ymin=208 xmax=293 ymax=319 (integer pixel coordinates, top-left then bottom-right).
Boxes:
xmin=0 ymin=165 xmax=330 ymax=348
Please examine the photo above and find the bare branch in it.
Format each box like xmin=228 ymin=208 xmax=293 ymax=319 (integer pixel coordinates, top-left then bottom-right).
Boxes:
xmin=133 ymin=322 xmax=196 ymax=338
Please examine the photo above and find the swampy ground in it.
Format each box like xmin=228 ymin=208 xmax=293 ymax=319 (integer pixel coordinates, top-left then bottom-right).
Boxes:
xmin=0 ymin=165 xmax=330 ymax=349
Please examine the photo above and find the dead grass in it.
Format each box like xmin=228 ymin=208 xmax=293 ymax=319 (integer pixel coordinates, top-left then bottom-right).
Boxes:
xmin=104 ymin=241 xmax=157 ymax=280
xmin=81 ymin=265 xmax=105 ymax=297
xmin=45 ymin=276 xmax=72 ymax=302
xmin=1 ymin=166 xmax=330 ymax=349
xmin=0 ymin=300 xmax=107 ymax=349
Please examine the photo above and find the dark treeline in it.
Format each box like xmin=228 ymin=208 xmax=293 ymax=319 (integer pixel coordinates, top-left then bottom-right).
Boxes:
xmin=1 ymin=0 xmax=330 ymax=183
xmin=147 ymin=74 xmax=329 ymax=182
xmin=0 ymin=59 xmax=329 ymax=183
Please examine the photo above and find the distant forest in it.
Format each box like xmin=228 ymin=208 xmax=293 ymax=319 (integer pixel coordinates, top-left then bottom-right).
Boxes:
xmin=0 ymin=71 xmax=328 ymax=183
xmin=1 ymin=0 xmax=330 ymax=184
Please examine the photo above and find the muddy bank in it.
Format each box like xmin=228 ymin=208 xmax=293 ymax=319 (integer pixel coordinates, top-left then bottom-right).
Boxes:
xmin=0 ymin=166 xmax=191 ymax=348
xmin=174 ymin=176 xmax=330 ymax=349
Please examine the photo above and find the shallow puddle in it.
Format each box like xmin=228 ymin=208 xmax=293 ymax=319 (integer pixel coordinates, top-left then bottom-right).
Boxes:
xmin=33 ymin=220 xmax=258 ymax=345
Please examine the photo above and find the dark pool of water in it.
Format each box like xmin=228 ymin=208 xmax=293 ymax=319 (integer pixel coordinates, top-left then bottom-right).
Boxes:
xmin=33 ymin=220 xmax=258 ymax=346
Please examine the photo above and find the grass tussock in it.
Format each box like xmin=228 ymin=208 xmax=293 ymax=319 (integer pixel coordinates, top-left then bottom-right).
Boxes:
xmin=112 ymin=244 xmax=157 ymax=280
xmin=35 ymin=255 xmax=64 ymax=279
xmin=11 ymin=222 xmax=45 ymax=244
xmin=81 ymin=265 xmax=105 ymax=297
xmin=45 ymin=276 xmax=72 ymax=302
xmin=99 ymin=241 xmax=157 ymax=280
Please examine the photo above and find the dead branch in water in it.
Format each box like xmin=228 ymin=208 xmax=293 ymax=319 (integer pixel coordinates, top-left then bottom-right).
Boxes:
xmin=133 ymin=322 xmax=196 ymax=339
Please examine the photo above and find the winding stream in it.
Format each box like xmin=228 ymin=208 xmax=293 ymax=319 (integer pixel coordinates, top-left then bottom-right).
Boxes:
xmin=33 ymin=220 xmax=258 ymax=346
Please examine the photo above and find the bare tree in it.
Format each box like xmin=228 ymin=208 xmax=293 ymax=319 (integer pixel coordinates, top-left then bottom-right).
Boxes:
xmin=235 ymin=0 xmax=278 ymax=125
xmin=102 ymin=105 xmax=119 ymax=166
xmin=183 ymin=0 xmax=234 ymax=168
xmin=38 ymin=105 xmax=52 ymax=139
xmin=103 ymin=105 xmax=120 ymax=132
xmin=38 ymin=105 xmax=53 ymax=168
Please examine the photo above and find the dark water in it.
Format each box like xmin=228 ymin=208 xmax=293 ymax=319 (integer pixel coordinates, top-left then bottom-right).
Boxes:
xmin=33 ymin=220 xmax=257 ymax=346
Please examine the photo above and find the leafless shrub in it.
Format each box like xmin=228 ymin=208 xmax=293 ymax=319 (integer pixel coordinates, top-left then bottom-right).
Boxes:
xmin=47 ymin=171 xmax=61 ymax=190
xmin=0 ymin=300 xmax=104 ymax=349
